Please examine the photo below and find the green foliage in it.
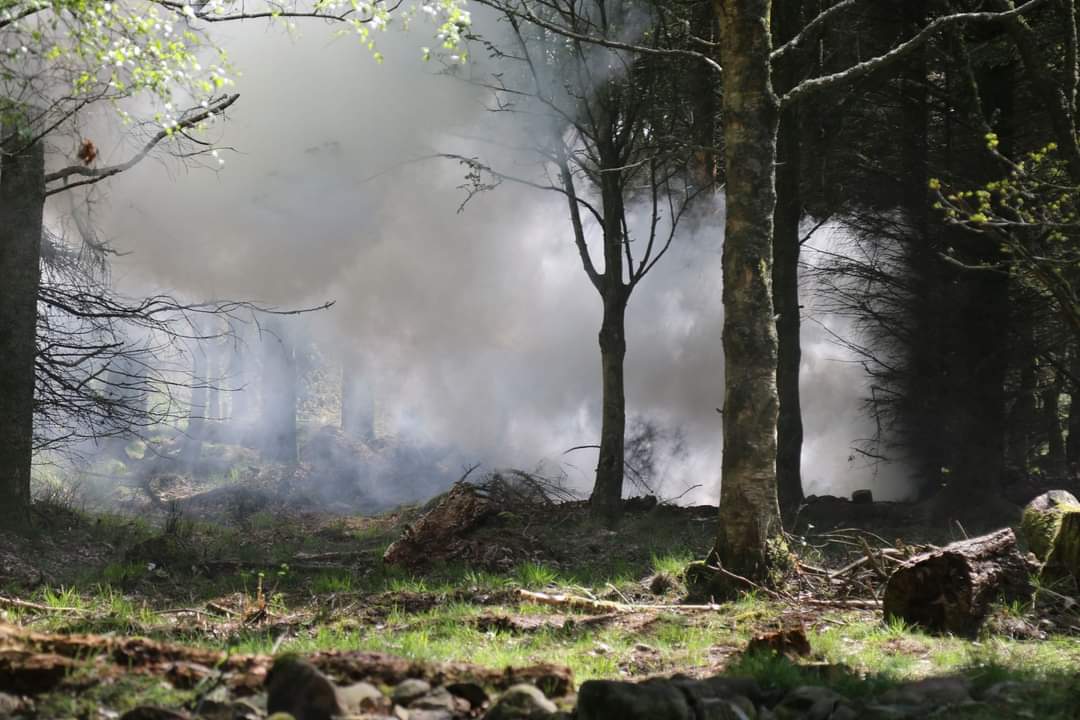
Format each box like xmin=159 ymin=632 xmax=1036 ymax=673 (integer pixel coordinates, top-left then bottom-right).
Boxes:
xmin=932 ymin=139 xmax=1080 ymax=332
xmin=513 ymin=561 xmax=560 ymax=589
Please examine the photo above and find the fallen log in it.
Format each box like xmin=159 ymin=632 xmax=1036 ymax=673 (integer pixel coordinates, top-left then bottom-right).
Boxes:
xmin=883 ymin=528 xmax=1036 ymax=636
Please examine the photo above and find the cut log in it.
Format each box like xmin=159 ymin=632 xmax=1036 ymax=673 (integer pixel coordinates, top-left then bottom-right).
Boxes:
xmin=1020 ymin=490 xmax=1079 ymax=562
xmin=883 ymin=528 xmax=1036 ymax=636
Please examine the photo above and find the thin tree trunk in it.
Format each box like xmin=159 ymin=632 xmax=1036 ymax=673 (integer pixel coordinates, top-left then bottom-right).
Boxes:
xmin=0 ymin=132 xmax=45 ymax=525
xmin=184 ymin=349 xmax=207 ymax=467
xmin=772 ymin=0 xmax=805 ymax=519
xmin=710 ymin=0 xmax=787 ymax=582
xmin=341 ymin=356 xmax=375 ymax=442
xmin=590 ymin=293 xmax=628 ymax=521
xmin=261 ymin=322 xmax=298 ymax=466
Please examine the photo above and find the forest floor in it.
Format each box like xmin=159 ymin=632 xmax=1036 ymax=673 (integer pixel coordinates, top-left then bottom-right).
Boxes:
xmin=1 ymin=471 xmax=1080 ymax=719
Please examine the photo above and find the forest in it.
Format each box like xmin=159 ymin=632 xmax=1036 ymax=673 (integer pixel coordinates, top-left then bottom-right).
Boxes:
xmin=2 ymin=0 xmax=1080 ymax=718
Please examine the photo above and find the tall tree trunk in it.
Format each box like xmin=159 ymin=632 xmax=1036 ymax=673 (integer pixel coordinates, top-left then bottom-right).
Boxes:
xmin=590 ymin=292 xmax=628 ymax=521
xmin=261 ymin=321 xmax=298 ymax=466
xmin=341 ymin=355 xmax=375 ymax=442
xmin=0 ymin=132 xmax=45 ymax=525
xmin=184 ymin=348 xmax=208 ymax=467
xmin=772 ymin=0 xmax=804 ymax=519
xmin=1043 ymin=371 xmax=1067 ymax=476
xmin=710 ymin=0 xmax=787 ymax=582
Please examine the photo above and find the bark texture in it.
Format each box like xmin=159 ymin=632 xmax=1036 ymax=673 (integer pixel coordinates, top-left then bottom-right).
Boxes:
xmin=883 ymin=528 xmax=1036 ymax=636
xmin=591 ymin=292 xmax=628 ymax=522
xmin=772 ymin=0 xmax=805 ymax=518
xmin=710 ymin=0 xmax=787 ymax=580
xmin=0 ymin=133 xmax=45 ymax=524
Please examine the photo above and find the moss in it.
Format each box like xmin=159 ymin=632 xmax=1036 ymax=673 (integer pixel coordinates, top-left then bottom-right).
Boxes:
xmin=1045 ymin=510 xmax=1080 ymax=580
xmin=1021 ymin=502 xmax=1079 ymax=562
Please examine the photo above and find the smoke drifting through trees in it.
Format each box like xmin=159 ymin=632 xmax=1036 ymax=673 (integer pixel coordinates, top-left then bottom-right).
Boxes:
xmin=82 ymin=13 xmax=911 ymax=504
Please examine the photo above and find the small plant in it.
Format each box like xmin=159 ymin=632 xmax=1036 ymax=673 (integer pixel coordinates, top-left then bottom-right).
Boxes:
xmin=312 ymin=572 xmax=354 ymax=594
xmin=514 ymin=561 xmax=559 ymax=589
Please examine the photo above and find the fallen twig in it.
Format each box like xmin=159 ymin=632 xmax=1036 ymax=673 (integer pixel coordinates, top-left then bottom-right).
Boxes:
xmin=0 ymin=595 xmax=89 ymax=615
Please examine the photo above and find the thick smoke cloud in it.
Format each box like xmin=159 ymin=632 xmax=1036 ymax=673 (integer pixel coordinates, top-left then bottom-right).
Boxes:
xmin=82 ymin=15 xmax=914 ymax=503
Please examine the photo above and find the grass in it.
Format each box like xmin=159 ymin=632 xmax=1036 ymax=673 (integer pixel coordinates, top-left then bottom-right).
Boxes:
xmin=4 ymin=496 xmax=1080 ymax=718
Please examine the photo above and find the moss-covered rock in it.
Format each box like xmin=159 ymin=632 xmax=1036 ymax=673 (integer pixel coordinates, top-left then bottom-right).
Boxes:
xmin=1045 ymin=509 xmax=1080 ymax=581
xmin=1020 ymin=490 xmax=1079 ymax=562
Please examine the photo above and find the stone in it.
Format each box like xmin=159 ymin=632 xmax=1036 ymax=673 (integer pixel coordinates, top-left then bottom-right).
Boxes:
xmin=0 ymin=693 xmax=22 ymax=717
xmin=879 ymin=677 xmax=972 ymax=706
xmin=1020 ymin=490 xmax=1079 ymax=561
xmin=447 ymin=681 xmax=489 ymax=710
xmin=851 ymin=489 xmax=873 ymax=504
xmin=772 ymin=686 xmax=848 ymax=720
xmin=337 ymin=681 xmax=387 ymax=714
xmin=118 ymin=709 xmax=189 ymax=720
xmin=670 ymin=677 xmax=767 ymax=705
xmin=698 ymin=697 xmax=757 ymax=720
xmin=410 ymin=687 xmax=458 ymax=712
xmin=265 ymin=656 xmax=342 ymax=720
xmin=576 ymin=680 xmax=692 ymax=720
xmin=408 ymin=710 xmax=455 ymax=720
xmin=980 ymin=680 xmax=1042 ymax=703
xmin=393 ymin=678 xmax=433 ymax=707
xmin=484 ymin=683 xmax=558 ymax=719
xmin=860 ymin=704 xmax=923 ymax=720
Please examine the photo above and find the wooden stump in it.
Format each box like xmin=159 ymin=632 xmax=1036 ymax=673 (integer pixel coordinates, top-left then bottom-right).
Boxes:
xmin=883 ymin=528 xmax=1036 ymax=636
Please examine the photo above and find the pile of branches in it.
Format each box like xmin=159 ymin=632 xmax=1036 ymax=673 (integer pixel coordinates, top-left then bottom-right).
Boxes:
xmin=383 ymin=468 xmax=574 ymax=569
xmin=790 ymin=527 xmax=929 ymax=604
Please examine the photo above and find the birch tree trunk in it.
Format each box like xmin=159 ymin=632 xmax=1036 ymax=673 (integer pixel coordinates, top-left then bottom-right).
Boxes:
xmin=710 ymin=0 xmax=788 ymax=582
xmin=0 ymin=131 xmax=45 ymax=525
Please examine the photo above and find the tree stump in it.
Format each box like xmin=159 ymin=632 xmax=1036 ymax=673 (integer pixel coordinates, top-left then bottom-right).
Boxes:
xmin=883 ymin=528 xmax=1036 ymax=636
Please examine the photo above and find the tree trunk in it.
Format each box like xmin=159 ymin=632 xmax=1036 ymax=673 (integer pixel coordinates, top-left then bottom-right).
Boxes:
xmin=341 ymin=355 xmax=375 ymax=443
xmin=261 ymin=321 xmax=298 ymax=466
xmin=1067 ymin=351 xmax=1080 ymax=469
xmin=590 ymin=292 xmax=628 ymax=522
xmin=184 ymin=348 xmax=208 ymax=467
xmin=883 ymin=528 xmax=1037 ymax=636
xmin=709 ymin=0 xmax=787 ymax=583
xmin=772 ymin=0 xmax=805 ymax=519
xmin=0 ymin=132 xmax=45 ymax=525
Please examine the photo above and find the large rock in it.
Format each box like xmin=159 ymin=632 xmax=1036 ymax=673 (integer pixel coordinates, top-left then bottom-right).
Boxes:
xmin=484 ymin=683 xmax=558 ymax=719
xmin=1020 ymin=490 xmax=1079 ymax=561
xmin=576 ymin=680 xmax=692 ymax=720
xmin=1044 ymin=507 xmax=1080 ymax=580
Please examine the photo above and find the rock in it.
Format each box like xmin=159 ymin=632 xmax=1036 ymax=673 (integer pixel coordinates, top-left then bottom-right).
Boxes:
xmin=879 ymin=677 xmax=972 ymax=706
xmin=577 ymin=680 xmax=692 ymax=720
xmin=393 ymin=678 xmax=433 ymax=707
xmin=410 ymin=687 xmax=459 ymax=712
xmin=698 ymin=696 xmax=758 ymax=720
xmin=0 ymin=693 xmax=22 ymax=717
xmin=772 ymin=686 xmax=848 ymax=720
xmin=118 ymin=709 xmax=190 ymax=720
xmin=670 ymin=676 xmax=767 ymax=705
xmin=980 ymin=680 xmax=1042 ymax=703
xmin=485 ymin=683 xmax=558 ymax=719
xmin=408 ymin=710 xmax=455 ymax=720
xmin=1020 ymin=490 xmax=1079 ymax=561
xmin=860 ymin=705 xmax=923 ymax=720
xmin=851 ymin=489 xmax=873 ymax=504
xmin=1044 ymin=507 xmax=1080 ymax=580
xmin=447 ymin=681 xmax=489 ymax=710
xmin=338 ymin=681 xmax=387 ymax=714
xmin=265 ymin=656 xmax=342 ymax=720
